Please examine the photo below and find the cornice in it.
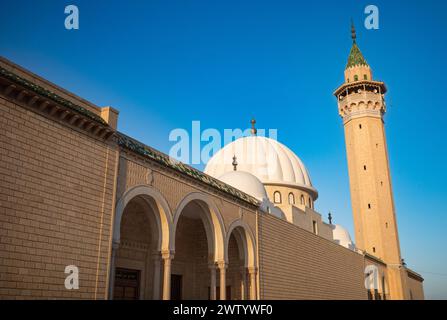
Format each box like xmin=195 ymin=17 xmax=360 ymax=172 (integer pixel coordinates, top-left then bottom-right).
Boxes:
xmin=0 ymin=67 xmax=114 ymax=140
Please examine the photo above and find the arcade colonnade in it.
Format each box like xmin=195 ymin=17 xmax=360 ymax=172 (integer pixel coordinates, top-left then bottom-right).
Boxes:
xmin=108 ymin=185 xmax=258 ymax=300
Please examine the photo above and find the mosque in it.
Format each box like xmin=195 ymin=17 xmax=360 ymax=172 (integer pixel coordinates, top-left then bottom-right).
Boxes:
xmin=0 ymin=25 xmax=424 ymax=300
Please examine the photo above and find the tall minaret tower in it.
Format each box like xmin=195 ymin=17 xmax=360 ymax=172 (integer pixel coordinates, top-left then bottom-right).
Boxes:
xmin=334 ymin=23 xmax=408 ymax=299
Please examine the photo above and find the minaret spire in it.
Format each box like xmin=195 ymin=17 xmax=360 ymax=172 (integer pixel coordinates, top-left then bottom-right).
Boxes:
xmin=351 ymin=19 xmax=356 ymax=44
xmin=345 ymin=20 xmax=369 ymax=71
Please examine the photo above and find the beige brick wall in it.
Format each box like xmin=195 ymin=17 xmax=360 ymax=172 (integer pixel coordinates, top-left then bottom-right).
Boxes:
xmin=0 ymin=97 xmax=118 ymax=299
xmin=258 ymin=213 xmax=367 ymax=300
xmin=406 ymin=273 xmax=424 ymax=300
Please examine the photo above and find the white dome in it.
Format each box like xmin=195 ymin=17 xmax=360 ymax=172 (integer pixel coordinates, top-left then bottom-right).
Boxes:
xmin=332 ymin=224 xmax=355 ymax=250
xmin=218 ymin=170 xmax=268 ymax=202
xmin=205 ymin=135 xmax=317 ymax=198
xmin=218 ymin=170 xmax=272 ymax=212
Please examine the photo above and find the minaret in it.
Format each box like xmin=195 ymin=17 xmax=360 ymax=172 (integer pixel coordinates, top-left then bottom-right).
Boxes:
xmin=334 ymin=23 xmax=408 ymax=299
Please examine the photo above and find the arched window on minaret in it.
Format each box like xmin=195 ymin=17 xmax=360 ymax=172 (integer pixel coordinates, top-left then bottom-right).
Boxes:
xmin=300 ymin=195 xmax=305 ymax=205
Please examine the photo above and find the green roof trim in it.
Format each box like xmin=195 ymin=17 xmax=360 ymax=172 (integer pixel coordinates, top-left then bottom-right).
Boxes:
xmin=116 ymin=132 xmax=260 ymax=207
xmin=0 ymin=65 xmax=257 ymax=206
xmin=346 ymin=43 xmax=369 ymax=69
xmin=0 ymin=67 xmax=108 ymax=126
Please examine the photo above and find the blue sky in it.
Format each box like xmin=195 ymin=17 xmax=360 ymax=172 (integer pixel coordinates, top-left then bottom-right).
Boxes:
xmin=1 ymin=0 xmax=446 ymax=299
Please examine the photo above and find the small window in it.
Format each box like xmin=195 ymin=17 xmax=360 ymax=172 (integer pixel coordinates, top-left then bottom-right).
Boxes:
xmin=354 ymin=75 xmax=359 ymax=81
xmin=368 ymin=203 xmax=371 ymax=209
xmin=312 ymin=220 xmax=318 ymax=235
xmin=308 ymin=197 xmax=312 ymax=208
xmin=347 ymin=78 xmax=350 ymax=83
xmin=359 ymin=124 xmax=362 ymax=129
xmin=300 ymin=195 xmax=305 ymax=205
xmin=288 ymin=193 xmax=295 ymax=205
xmin=385 ymin=222 xmax=388 ymax=228
xmin=364 ymin=165 xmax=367 ymax=171
xmin=364 ymin=74 xmax=368 ymax=80
xmin=273 ymin=191 xmax=282 ymax=204
xmin=372 ymin=247 xmax=376 ymax=253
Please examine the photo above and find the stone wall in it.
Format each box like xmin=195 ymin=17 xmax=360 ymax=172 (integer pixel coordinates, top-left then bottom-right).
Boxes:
xmin=0 ymin=96 xmax=117 ymax=299
xmin=258 ymin=213 xmax=367 ymax=300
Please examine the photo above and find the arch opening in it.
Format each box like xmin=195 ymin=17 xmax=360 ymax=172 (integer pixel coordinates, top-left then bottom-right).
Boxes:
xmin=171 ymin=194 xmax=225 ymax=300
xmin=113 ymin=195 xmax=163 ymax=300
xmin=225 ymin=221 xmax=257 ymax=300
xmin=110 ymin=185 xmax=172 ymax=300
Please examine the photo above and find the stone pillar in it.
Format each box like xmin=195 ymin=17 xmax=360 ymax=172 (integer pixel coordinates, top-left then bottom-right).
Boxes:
xmin=152 ymin=252 xmax=162 ymax=300
xmin=240 ymin=267 xmax=247 ymax=300
xmin=209 ymin=263 xmax=217 ymax=300
xmin=162 ymin=251 xmax=173 ymax=300
xmin=108 ymin=240 xmax=120 ymax=300
xmin=217 ymin=261 xmax=227 ymax=300
xmin=248 ymin=267 xmax=257 ymax=300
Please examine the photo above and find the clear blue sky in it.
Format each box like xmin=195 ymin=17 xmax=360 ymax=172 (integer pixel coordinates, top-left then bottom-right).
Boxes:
xmin=1 ymin=0 xmax=446 ymax=299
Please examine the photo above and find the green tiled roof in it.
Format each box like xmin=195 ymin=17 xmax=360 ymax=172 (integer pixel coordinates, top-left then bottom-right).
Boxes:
xmin=116 ymin=133 xmax=260 ymax=207
xmin=346 ymin=43 xmax=369 ymax=69
xmin=0 ymin=67 xmax=108 ymax=125
xmin=0 ymin=65 xmax=258 ymax=207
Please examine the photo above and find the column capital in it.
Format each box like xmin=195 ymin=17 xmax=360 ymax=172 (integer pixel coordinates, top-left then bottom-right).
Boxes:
xmin=216 ymin=260 xmax=227 ymax=270
xmin=161 ymin=250 xmax=174 ymax=260
xmin=247 ymin=266 xmax=258 ymax=274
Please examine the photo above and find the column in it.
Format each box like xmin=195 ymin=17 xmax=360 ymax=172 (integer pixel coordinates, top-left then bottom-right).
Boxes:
xmin=108 ymin=240 xmax=120 ymax=300
xmin=162 ymin=250 xmax=173 ymax=300
xmin=152 ymin=252 xmax=162 ymax=300
xmin=240 ymin=267 xmax=247 ymax=300
xmin=217 ymin=261 xmax=227 ymax=300
xmin=248 ymin=267 xmax=257 ymax=300
xmin=209 ymin=263 xmax=217 ymax=300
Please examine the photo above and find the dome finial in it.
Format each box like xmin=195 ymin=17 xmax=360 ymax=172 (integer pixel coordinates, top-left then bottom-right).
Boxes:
xmin=232 ymin=155 xmax=238 ymax=171
xmin=351 ymin=19 xmax=357 ymax=44
xmin=250 ymin=118 xmax=257 ymax=135
xmin=328 ymin=212 xmax=333 ymax=224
